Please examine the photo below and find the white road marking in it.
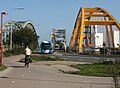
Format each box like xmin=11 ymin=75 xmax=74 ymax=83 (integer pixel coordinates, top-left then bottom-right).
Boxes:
xmin=22 ymin=75 xmax=24 ymax=76
xmin=11 ymin=81 xmax=15 ymax=83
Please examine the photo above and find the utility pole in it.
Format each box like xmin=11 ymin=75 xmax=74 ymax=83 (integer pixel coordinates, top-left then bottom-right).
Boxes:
xmin=0 ymin=12 xmax=8 ymax=64
xmin=10 ymin=7 xmax=24 ymax=50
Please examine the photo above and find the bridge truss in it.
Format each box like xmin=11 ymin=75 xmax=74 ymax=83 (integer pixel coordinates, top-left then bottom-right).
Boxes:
xmin=70 ymin=7 xmax=120 ymax=53
xmin=2 ymin=21 xmax=37 ymax=49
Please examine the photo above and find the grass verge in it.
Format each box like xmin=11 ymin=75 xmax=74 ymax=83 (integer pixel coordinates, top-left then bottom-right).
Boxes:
xmin=31 ymin=55 xmax=63 ymax=61
xmin=70 ymin=63 xmax=120 ymax=77
xmin=19 ymin=55 xmax=63 ymax=62
xmin=0 ymin=64 xmax=7 ymax=71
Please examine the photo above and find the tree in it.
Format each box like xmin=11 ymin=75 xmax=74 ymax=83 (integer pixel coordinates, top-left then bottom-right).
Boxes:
xmin=106 ymin=60 xmax=120 ymax=88
xmin=56 ymin=41 xmax=64 ymax=49
xmin=12 ymin=27 xmax=39 ymax=50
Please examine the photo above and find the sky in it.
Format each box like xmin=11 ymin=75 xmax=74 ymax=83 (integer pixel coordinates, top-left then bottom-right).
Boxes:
xmin=0 ymin=0 xmax=120 ymax=45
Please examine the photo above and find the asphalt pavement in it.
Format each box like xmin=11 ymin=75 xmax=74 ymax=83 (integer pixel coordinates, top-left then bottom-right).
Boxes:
xmin=0 ymin=54 xmax=112 ymax=88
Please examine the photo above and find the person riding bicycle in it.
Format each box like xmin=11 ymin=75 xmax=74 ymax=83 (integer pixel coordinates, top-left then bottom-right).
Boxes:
xmin=24 ymin=46 xmax=32 ymax=67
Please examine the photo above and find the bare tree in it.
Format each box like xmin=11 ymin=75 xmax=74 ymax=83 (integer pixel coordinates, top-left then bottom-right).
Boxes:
xmin=109 ymin=60 xmax=120 ymax=88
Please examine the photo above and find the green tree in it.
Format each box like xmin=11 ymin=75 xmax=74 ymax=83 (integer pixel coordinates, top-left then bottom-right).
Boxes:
xmin=57 ymin=41 xmax=64 ymax=48
xmin=12 ymin=27 xmax=39 ymax=50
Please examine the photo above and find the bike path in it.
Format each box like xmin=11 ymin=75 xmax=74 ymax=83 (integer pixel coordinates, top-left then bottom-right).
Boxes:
xmin=0 ymin=55 xmax=112 ymax=88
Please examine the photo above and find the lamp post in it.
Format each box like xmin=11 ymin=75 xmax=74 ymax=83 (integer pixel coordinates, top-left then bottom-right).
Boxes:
xmin=10 ymin=7 xmax=24 ymax=50
xmin=0 ymin=12 xmax=8 ymax=64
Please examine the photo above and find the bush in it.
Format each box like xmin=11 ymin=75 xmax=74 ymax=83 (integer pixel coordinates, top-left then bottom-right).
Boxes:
xmin=0 ymin=64 xmax=7 ymax=71
xmin=3 ymin=48 xmax=24 ymax=57
xmin=31 ymin=55 xmax=63 ymax=61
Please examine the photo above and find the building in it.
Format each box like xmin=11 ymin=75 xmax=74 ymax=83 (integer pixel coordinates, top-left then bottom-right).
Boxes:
xmin=91 ymin=25 xmax=103 ymax=48
xmin=51 ymin=29 xmax=66 ymax=50
xmin=113 ymin=30 xmax=120 ymax=48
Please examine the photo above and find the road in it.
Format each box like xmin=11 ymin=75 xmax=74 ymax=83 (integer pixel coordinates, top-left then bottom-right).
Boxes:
xmin=0 ymin=55 xmax=112 ymax=88
xmin=58 ymin=55 xmax=101 ymax=62
xmin=52 ymin=53 xmax=117 ymax=62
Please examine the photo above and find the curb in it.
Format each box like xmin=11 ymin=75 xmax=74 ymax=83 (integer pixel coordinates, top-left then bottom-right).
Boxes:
xmin=51 ymin=65 xmax=80 ymax=73
xmin=0 ymin=67 xmax=12 ymax=76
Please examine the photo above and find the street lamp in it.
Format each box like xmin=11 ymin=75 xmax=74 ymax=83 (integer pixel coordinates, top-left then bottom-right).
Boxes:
xmin=10 ymin=7 xmax=24 ymax=50
xmin=0 ymin=12 xmax=8 ymax=64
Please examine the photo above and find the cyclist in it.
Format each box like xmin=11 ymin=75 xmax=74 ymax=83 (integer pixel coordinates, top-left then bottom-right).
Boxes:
xmin=24 ymin=46 xmax=32 ymax=67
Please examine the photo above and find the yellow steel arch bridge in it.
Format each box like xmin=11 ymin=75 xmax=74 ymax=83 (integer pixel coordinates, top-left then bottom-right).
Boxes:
xmin=70 ymin=7 xmax=120 ymax=53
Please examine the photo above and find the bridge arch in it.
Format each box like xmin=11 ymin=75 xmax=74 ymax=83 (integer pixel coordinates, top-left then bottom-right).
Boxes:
xmin=70 ymin=7 xmax=120 ymax=53
xmin=2 ymin=21 xmax=37 ymax=49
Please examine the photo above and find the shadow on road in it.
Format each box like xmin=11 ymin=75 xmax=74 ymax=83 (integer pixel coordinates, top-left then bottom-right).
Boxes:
xmin=10 ymin=66 xmax=25 ymax=68
xmin=0 ymin=76 xmax=9 ymax=78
